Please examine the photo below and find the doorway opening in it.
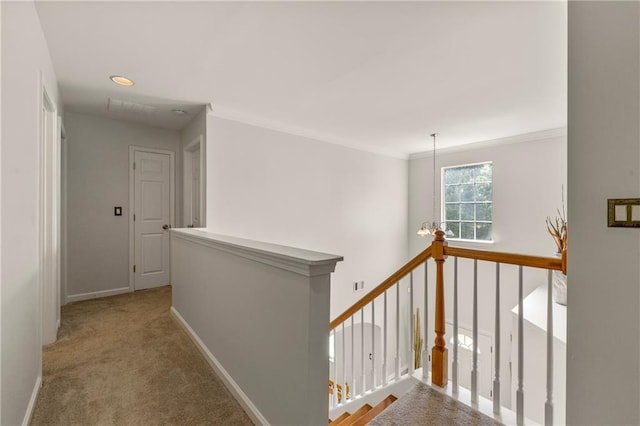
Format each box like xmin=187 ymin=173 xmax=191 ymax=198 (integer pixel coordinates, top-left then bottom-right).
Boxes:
xmin=183 ymin=135 xmax=205 ymax=228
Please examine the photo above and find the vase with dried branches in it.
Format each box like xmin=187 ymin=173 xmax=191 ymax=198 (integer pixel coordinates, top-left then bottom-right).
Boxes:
xmin=546 ymin=189 xmax=568 ymax=305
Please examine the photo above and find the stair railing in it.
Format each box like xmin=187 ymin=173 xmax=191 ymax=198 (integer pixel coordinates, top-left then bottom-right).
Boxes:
xmin=329 ymin=230 xmax=566 ymax=426
xmin=328 ymin=244 xmax=433 ymax=408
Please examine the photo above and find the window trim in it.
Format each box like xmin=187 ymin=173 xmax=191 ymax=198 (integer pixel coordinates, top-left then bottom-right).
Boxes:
xmin=441 ymin=161 xmax=494 ymax=243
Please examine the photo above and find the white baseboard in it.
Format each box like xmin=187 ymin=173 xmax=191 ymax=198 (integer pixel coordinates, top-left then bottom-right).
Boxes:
xmin=66 ymin=287 xmax=130 ymax=303
xmin=22 ymin=375 xmax=42 ymax=426
xmin=170 ymin=307 xmax=269 ymax=426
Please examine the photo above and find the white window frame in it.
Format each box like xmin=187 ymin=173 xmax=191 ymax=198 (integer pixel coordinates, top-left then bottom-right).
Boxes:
xmin=441 ymin=161 xmax=493 ymax=243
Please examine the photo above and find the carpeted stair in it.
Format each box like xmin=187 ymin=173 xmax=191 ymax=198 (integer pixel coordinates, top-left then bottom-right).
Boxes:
xmin=368 ymin=382 xmax=503 ymax=426
xmin=329 ymin=395 xmax=398 ymax=426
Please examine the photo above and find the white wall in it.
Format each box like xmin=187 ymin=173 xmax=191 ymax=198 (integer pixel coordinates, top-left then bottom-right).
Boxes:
xmin=179 ymin=108 xmax=206 ymax=227
xmin=0 ymin=5 xmax=3 ymax=421
xmin=1 ymin=2 xmax=61 ymax=424
xmin=408 ymin=133 xmax=567 ymax=410
xmin=65 ymin=112 xmax=180 ymax=300
xmin=567 ymin=2 xmax=640 ymax=425
xmin=205 ymin=116 xmax=408 ymax=319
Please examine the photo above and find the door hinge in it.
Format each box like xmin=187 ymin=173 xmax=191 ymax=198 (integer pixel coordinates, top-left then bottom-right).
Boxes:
xmin=133 ymin=214 xmax=136 ymax=221
xmin=133 ymin=162 xmax=136 ymax=170
xmin=133 ymin=265 xmax=136 ymax=273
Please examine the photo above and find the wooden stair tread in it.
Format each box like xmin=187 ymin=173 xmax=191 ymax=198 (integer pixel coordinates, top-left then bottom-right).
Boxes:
xmin=336 ymin=403 xmax=372 ymax=425
xmin=329 ymin=412 xmax=350 ymax=425
xmin=350 ymin=395 xmax=398 ymax=426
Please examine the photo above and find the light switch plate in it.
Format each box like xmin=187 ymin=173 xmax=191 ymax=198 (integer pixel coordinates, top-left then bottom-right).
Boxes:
xmin=608 ymin=199 xmax=640 ymax=228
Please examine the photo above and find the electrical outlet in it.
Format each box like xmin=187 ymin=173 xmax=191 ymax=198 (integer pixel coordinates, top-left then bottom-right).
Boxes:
xmin=353 ymin=281 xmax=365 ymax=292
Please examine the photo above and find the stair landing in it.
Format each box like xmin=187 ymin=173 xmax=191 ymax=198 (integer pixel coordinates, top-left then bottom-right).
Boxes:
xmin=367 ymin=382 xmax=502 ymax=426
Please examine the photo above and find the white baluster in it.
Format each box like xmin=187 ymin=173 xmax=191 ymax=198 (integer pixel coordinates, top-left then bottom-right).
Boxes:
xmin=361 ymin=308 xmax=366 ymax=395
xmin=423 ymin=261 xmax=430 ymax=380
xmin=545 ymin=269 xmax=554 ymax=426
xmin=331 ymin=329 xmax=336 ymax=408
xmin=452 ymin=256 xmax=459 ymax=394
xmin=493 ymin=263 xmax=501 ymax=415
xmin=342 ymin=322 xmax=346 ymax=403
xmin=409 ymin=271 xmax=415 ymax=375
xmin=351 ymin=315 xmax=355 ymax=399
xmin=383 ymin=289 xmax=388 ymax=386
xmin=334 ymin=328 xmax=338 ymax=391
xmin=517 ymin=266 xmax=524 ymax=426
xmin=371 ymin=300 xmax=376 ymax=389
xmin=471 ymin=259 xmax=478 ymax=405
xmin=395 ymin=282 xmax=400 ymax=380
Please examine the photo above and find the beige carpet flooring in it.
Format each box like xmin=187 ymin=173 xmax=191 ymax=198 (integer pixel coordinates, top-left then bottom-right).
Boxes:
xmin=31 ymin=286 xmax=252 ymax=426
xmin=369 ymin=382 xmax=503 ymax=426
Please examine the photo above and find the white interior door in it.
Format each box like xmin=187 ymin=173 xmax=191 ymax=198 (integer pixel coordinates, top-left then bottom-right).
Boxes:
xmin=133 ymin=150 xmax=173 ymax=290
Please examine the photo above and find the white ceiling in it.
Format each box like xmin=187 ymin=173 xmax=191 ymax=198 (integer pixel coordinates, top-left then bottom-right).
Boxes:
xmin=35 ymin=1 xmax=567 ymax=156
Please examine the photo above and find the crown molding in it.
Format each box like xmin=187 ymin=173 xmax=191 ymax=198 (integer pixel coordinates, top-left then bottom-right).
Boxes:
xmin=208 ymin=107 xmax=409 ymax=160
xmin=205 ymin=104 xmax=566 ymax=162
xmin=408 ymin=127 xmax=567 ymax=160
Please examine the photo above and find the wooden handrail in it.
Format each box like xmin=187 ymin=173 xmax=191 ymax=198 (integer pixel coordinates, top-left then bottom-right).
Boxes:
xmin=443 ymin=246 xmax=563 ymax=271
xmin=329 ymin=244 xmax=563 ymax=331
xmin=329 ymin=245 xmax=433 ymax=330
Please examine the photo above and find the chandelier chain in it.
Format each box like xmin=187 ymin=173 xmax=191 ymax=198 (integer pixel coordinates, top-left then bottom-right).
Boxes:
xmin=431 ymin=133 xmax=437 ymax=222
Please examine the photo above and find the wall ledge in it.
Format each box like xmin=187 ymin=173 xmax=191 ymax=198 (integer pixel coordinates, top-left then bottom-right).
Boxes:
xmin=171 ymin=229 xmax=343 ymax=277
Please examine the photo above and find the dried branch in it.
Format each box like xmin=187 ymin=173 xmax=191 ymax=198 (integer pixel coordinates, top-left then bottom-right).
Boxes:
xmin=546 ymin=187 xmax=568 ymax=253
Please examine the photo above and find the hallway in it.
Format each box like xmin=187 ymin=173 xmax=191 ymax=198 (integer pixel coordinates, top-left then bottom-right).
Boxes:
xmin=31 ymin=287 xmax=252 ymax=425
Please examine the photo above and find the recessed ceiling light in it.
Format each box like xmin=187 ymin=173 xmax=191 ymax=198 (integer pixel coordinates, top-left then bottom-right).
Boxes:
xmin=110 ymin=75 xmax=134 ymax=87
xmin=171 ymin=109 xmax=188 ymax=115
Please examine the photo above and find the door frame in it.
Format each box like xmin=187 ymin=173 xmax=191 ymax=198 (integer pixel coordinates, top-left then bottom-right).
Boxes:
xmin=183 ymin=134 xmax=205 ymax=228
xmin=128 ymin=146 xmax=175 ymax=291
xmin=40 ymin=80 xmax=60 ymax=346
xmin=59 ymin=119 xmax=67 ymax=308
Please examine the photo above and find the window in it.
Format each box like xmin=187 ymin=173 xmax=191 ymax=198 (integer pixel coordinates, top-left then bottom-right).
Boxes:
xmin=442 ymin=162 xmax=493 ymax=241
xmin=450 ymin=333 xmax=481 ymax=354
xmin=329 ymin=334 xmax=334 ymax=363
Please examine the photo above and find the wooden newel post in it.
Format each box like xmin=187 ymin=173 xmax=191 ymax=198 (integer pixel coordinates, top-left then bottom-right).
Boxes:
xmin=431 ymin=229 xmax=449 ymax=387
